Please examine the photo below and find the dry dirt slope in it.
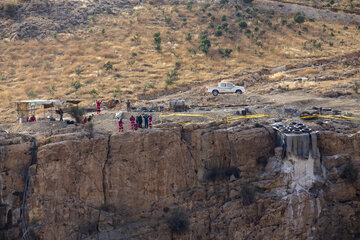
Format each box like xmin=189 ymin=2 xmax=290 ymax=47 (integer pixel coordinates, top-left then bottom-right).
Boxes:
xmin=0 ymin=0 xmax=360 ymax=122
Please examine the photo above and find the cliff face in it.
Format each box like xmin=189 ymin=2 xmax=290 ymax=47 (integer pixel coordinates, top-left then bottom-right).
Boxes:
xmin=0 ymin=125 xmax=359 ymax=240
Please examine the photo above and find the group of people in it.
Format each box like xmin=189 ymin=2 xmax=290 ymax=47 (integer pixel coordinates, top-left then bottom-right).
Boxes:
xmin=117 ymin=114 xmax=153 ymax=132
xmin=82 ymin=115 xmax=94 ymax=125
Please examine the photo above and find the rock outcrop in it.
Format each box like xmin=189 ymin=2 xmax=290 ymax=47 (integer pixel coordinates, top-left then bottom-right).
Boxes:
xmin=0 ymin=125 xmax=359 ymax=240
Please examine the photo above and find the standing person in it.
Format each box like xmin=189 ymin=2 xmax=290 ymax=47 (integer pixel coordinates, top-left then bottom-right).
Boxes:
xmin=87 ymin=115 xmax=93 ymax=122
xmin=137 ymin=115 xmax=143 ymax=128
xmin=143 ymin=114 xmax=149 ymax=128
xmin=82 ymin=116 xmax=87 ymax=125
xmin=118 ymin=118 xmax=124 ymax=132
xmin=58 ymin=108 xmax=64 ymax=121
xmin=149 ymin=115 xmax=153 ymax=129
xmin=130 ymin=115 xmax=135 ymax=130
xmin=96 ymin=99 xmax=103 ymax=114
xmin=126 ymin=99 xmax=131 ymax=112
xmin=30 ymin=115 xmax=36 ymax=122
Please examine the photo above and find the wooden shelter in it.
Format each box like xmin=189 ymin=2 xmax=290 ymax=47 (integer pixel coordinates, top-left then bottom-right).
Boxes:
xmin=15 ymin=100 xmax=80 ymax=123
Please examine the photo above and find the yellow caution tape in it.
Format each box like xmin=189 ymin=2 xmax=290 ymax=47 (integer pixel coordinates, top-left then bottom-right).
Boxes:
xmin=159 ymin=113 xmax=224 ymax=121
xmin=300 ymin=114 xmax=360 ymax=120
xmin=153 ymin=113 xmax=359 ymax=128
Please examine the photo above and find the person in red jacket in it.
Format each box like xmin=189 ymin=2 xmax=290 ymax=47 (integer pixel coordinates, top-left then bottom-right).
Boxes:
xmin=96 ymin=99 xmax=103 ymax=114
xmin=149 ymin=115 xmax=152 ymax=129
xmin=118 ymin=119 xmax=124 ymax=132
xmin=130 ymin=115 xmax=135 ymax=130
xmin=82 ymin=117 xmax=87 ymax=125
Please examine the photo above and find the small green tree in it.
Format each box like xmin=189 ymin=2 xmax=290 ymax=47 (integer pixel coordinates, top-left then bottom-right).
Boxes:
xmin=71 ymin=81 xmax=82 ymax=91
xmin=103 ymin=62 xmax=113 ymax=71
xmin=198 ymin=31 xmax=211 ymax=54
xmin=153 ymin=32 xmax=162 ymax=51
xmin=239 ymin=21 xmax=247 ymax=29
xmin=224 ymin=48 xmax=232 ymax=58
xmin=214 ymin=26 xmax=223 ymax=36
xmin=69 ymin=107 xmax=85 ymax=123
xmin=48 ymin=84 xmax=56 ymax=96
xmin=186 ymin=33 xmax=191 ymax=41
xmin=294 ymin=12 xmax=305 ymax=24
xmin=3 ymin=3 xmax=17 ymax=17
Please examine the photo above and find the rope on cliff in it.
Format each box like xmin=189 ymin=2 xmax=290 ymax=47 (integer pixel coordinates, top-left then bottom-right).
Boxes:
xmin=21 ymin=138 xmax=37 ymax=240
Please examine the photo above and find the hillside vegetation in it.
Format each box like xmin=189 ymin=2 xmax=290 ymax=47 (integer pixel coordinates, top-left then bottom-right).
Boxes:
xmin=1 ymin=0 xmax=360 ymax=121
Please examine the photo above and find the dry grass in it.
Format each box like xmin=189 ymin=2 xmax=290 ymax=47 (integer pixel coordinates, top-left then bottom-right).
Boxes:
xmin=277 ymin=80 xmax=317 ymax=90
xmin=268 ymin=72 xmax=287 ymax=81
xmin=1 ymin=2 xmax=360 ymax=121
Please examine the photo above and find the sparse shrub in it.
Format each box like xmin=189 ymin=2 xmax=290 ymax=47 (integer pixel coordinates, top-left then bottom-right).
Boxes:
xmin=186 ymin=33 xmax=191 ymax=41
xmin=202 ymin=3 xmax=210 ymax=12
xmin=208 ymin=21 xmax=214 ymax=28
xmin=163 ymin=207 xmax=170 ymax=213
xmin=239 ymin=21 xmax=247 ymax=29
xmin=105 ymin=7 xmax=113 ymax=14
xmin=256 ymin=41 xmax=262 ymax=47
xmin=26 ymin=90 xmax=38 ymax=99
xmin=174 ymin=61 xmax=181 ymax=70
xmin=223 ymin=48 xmax=232 ymax=58
xmin=221 ymin=15 xmax=227 ymax=22
xmin=3 ymin=3 xmax=17 ymax=17
xmin=236 ymin=46 xmax=241 ymax=52
xmin=131 ymin=52 xmax=137 ymax=57
xmin=343 ymin=26 xmax=348 ymax=30
xmin=186 ymin=2 xmax=193 ymax=11
xmin=329 ymin=42 xmax=334 ymax=46
xmin=205 ymin=166 xmax=239 ymax=181
xmin=221 ymin=22 xmax=228 ymax=29
xmin=165 ymin=69 xmax=178 ymax=86
xmin=48 ymin=84 xmax=56 ymax=96
xmin=341 ymin=161 xmax=358 ymax=183
xmin=101 ymin=28 xmax=105 ymax=35
xmin=89 ymin=89 xmax=98 ymax=97
xmin=153 ymin=32 xmax=162 ymax=51
xmin=281 ymin=19 xmax=287 ymax=26
xmin=75 ymin=66 xmax=85 ymax=75
xmin=164 ymin=16 xmax=172 ymax=25
xmin=241 ymin=183 xmax=255 ymax=205
xmin=214 ymin=26 xmax=223 ymax=36
xmin=294 ymin=12 xmax=305 ymax=24
xmin=243 ymin=0 xmax=253 ymax=3
xmin=71 ymin=80 xmax=82 ymax=90
xmin=188 ymin=47 xmax=196 ymax=55
xmin=256 ymin=156 xmax=268 ymax=167
xmin=113 ymin=85 xmax=120 ymax=97
xmin=166 ymin=208 xmax=189 ymax=234
xmin=353 ymin=80 xmax=360 ymax=93
xmin=329 ymin=0 xmax=334 ymax=5
xmin=198 ymin=31 xmax=211 ymax=54
xmin=69 ymin=107 xmax=85 ymax=123
xmin=103 ymin=61 xmax=113 ymax=71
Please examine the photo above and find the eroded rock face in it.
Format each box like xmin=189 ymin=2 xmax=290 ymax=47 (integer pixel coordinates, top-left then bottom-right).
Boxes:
xmin=0 ymin=127 xmax=359 ymax=240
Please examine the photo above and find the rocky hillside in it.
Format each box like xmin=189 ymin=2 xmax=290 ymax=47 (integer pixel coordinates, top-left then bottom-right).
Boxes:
xmin=0 ymin=121 xmax=359 ymax=239
xmin=1 ymin=0 xmax=360 ymax=122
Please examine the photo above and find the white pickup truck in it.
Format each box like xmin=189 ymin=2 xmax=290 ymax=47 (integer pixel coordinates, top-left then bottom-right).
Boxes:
xmin=206 ymin=82 xmax=245 ymax=96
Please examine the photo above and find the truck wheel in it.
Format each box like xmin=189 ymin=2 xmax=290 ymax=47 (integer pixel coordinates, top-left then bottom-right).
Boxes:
xmin=212 ymin=90 xmax=219 ymax=96
xmin=235 ymin=90 xmax=242 ymax=94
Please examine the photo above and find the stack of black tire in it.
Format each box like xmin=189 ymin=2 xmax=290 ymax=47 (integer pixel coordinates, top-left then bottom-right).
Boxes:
xmin=272 ymin=122 xmax=312 ymax=134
